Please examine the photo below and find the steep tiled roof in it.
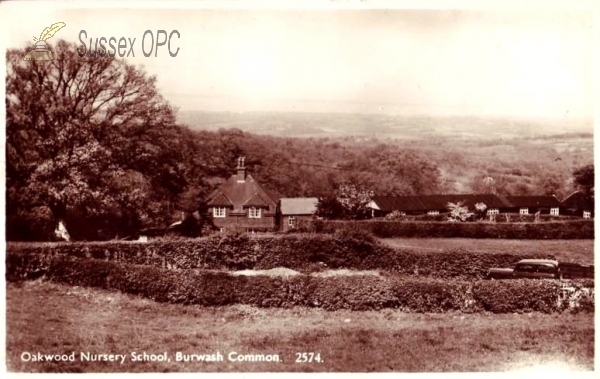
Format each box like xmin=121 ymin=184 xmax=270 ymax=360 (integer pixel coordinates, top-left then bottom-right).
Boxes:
xmin=505 ymin=196 xmax=561 ymax=208
xmin=207 ymin=192 xmax=234 ymax=207
xmin=370 ymin=194 xmax=513 ymax=212
xmin=207 ymin=174 xmax=278 ymax=211
xmin=561 ymin=191 xmax=594 ymax=210
xmin=280 ymin=198 xmax=319 ymax=215
xmin=243 ymin=193 xmax=271 ymax=208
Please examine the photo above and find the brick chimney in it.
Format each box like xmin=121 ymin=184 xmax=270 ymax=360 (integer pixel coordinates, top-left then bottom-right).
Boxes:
xmin=236 ymin=157 xmax=246 ymax=182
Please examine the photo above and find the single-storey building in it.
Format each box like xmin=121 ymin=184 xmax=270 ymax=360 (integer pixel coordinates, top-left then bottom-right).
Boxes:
xmin=279 ymin=197 xmax=319 ymax=231
xmin=367 ymin=194 xmax=513 ymax=218
xmin=561 ymin=191 xmax=594 ymax=218
xmin=205 ymin=157 xmax=279 ymax=232
xmin=503 ymin=196 xmax=562 ymax=216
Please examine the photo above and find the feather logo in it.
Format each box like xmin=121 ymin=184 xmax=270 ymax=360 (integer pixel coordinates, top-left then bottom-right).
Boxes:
xmin=36 ymin=22 xmax=67 ymax=42
xmin=24 ymin=22 xmax=66 ymax=61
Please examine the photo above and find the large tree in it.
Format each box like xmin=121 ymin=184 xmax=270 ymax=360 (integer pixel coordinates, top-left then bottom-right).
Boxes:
xmin=6 ymin=40 xmax=195 ymax=240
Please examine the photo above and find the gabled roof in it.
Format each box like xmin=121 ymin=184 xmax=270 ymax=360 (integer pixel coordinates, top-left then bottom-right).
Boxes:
xmin=207 ymin=192 xmax=234 ymax=207
xmin=280 ymin=197 xmax=319 ymax=215
xmin=370 ymin=194 xmax=512 ymax=212
xmin=206 ymin=174 xmax=278 ymax=210
xmin=505 ymin=196 xmax=562 ymax=208
xmin=243 ymin=193 xmax=270 ymax=208
xmin=561 ymin=191 xmax=594 ymax=210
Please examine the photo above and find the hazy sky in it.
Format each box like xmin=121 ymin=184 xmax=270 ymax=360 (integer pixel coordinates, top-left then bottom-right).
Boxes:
xmin=2 ymin=2 xmax=596 ymax=118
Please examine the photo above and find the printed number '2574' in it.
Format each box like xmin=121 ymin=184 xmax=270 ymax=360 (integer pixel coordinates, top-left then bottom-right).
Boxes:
xmin=295 ymin=352 xmax=322 ymax=363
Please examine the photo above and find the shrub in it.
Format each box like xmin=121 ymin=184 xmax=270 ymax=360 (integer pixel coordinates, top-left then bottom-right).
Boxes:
xmin=384 ymin=211 xmax=407 ymax=221
xmin=6 ymin=254 xmax=594 ymax=313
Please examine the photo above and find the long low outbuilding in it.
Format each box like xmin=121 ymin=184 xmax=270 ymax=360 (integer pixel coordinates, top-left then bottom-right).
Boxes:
xmin=367 ymin=193 xmax=569 ymax=218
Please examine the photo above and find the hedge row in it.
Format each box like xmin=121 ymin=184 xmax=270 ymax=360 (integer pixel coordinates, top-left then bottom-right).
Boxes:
xmin=315 ymin=220 xmax=594 ymax=239
xmin=390 ymin=213 xmax=585 ymax=223
xmin=6 ymin=232 xmax=556 ymax=278
xmin=6 ymin=254 xmax=594 ymax=313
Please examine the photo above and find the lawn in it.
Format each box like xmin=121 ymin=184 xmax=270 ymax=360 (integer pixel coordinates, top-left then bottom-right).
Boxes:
xmin=380 ymin=239 xmax=594 ymax=264
xmin=6 ymin=281 xmax=594 ymax=373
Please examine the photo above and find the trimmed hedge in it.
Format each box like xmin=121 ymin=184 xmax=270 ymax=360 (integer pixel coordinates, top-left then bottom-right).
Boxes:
xmin=390 ymin=213 xmax=585 ymax=223
xmin=5 ymin=254 xmax=594 ymax=313
xmin=315 ymin=220 xmax=594 ymax=239
xmin=6 ymin=232 xmax=557 ymax=279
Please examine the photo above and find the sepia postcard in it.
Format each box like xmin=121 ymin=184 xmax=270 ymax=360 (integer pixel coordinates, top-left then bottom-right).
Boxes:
xmin=1 ymin=0 xmax=597 ymax=376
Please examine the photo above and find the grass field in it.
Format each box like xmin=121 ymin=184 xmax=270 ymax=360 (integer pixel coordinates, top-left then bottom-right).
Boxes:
xmin=380 ymin=239 xmax=594 ymax=264
xmin=6 ymin=281 xmax=594 ymax=373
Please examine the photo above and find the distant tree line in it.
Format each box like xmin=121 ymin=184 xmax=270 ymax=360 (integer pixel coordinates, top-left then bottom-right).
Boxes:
xmin=6 ymin=40 xmax=594 ymax=240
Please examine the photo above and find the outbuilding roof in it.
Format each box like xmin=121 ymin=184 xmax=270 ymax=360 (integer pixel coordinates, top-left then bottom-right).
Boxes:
xmin=370 ymin=194 xmax=513 ymax=212
xmin=280 ymin=197 xmax=319 ymax=215
xmin=505 ymin=196 xmax=562 ymax=208
xmin=561 ymin=191 xmax=594 ymax=211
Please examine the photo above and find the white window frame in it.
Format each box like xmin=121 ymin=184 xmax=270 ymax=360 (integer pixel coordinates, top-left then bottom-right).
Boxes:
xmin=248 ymin=207 xmax=261 ymax=219
xmin=583 ymin=210 xmax=591 ymax=219
xmin=213 ymin=207 xmax=226 ymax=218
xmin=519 ymin=208 xmax=529 ymax=215
xmin=550 ymin=207 xmax=559 ymax=216
xmin=288 ymin=216 xmax=295 ymax=226
xmin=487 ymin=209 xmax=499 ymax=216
xmin=427 ymin=210 xmax=439 ymax=216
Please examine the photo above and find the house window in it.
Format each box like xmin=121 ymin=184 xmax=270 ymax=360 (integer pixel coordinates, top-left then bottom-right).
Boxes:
xmin=583 ymin=210 xmax=591 ymax=219
xmin=288 ymin=216 xmax=295 ymax=227
xmin=427 ymin=210 xmax=439 ymax=216
xmin=519 ymin=208 xmax=529 ymax=215
xmin=213 ymin=207 xmax=226 ymax=218
xmin=487 ymin=209 xmax=499 ymax=216
xmin=248 ymin=207 xmax=261 ymax=219
xmin=550 ymin=207 xmax=559 ymax=216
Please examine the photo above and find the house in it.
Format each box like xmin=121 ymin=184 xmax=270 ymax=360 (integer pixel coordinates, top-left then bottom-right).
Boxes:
xmin=561 ymin=191 xmax=594 ymax=218
xmin=206 ymin=157 xmax=279 ymax=232
xmin=503 ymin=196 xmax=562 ymax=216
xmin=279 ymin=197 xmax=319 ymax=231
xmin=367 ymin=194 xmax=513 ymax=218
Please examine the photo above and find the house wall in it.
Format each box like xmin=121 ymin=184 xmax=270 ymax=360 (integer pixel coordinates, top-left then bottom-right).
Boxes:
xmin=501 ymin=207 xmax=559 ymax=215
xmin=280 ymin=215 xmax=315 ymax=232
xmin=560 ymin=208 xmax=594 ymax=218
xmin=209 ymin=208 xmax=277 ymax=231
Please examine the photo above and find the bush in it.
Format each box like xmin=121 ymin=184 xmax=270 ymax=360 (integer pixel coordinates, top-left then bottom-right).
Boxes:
xmin=316 ymin=220 xmax=594 ymax=239
xmin=6 ymin=254 xmax=594 ymax=313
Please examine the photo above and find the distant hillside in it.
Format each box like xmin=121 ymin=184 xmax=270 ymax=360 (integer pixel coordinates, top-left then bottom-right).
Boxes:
xmin=179 ymin=111 xmax=593 ymax=199
xmin=177 ymin=111 xmax=593 ymax=141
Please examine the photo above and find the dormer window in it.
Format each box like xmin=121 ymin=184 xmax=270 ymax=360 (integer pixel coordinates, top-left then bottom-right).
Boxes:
xmin=213 ymin=207 xmax=226 ymax=218
xmin=248 ymin=207 xmax=261 ymax=219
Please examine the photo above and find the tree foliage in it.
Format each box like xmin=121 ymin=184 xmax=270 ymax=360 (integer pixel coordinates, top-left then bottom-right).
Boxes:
xmin=316 ymin=183 xmax=374 ymax=220
xmin=6 ymin=40 xmax=202 ymax=240
xmin=573 ymin=164 xmax=594 ymax=196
